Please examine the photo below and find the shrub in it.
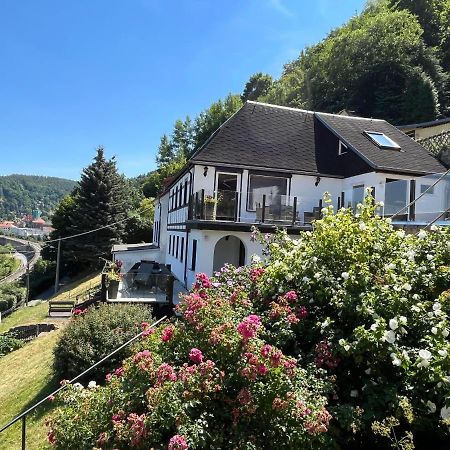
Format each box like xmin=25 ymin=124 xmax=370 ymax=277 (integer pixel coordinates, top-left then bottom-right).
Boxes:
xmin=0 ymin=283 xmax=25 ymax=312
xmin=53 ymin=303 xmax=153 ymax=380
xmin=48 ymin=195 xmax=450 ymax=449
xmin=0 ymin=334 xmax=24 ymax=357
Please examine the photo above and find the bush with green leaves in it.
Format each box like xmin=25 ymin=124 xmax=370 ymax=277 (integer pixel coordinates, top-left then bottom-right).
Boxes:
xmin=0 ymin=334 xmax=24 ymax=357
xmin=48 ymin=195 xmax=450 ymax=449
xmin=0 ymin=283 xmax=26 ymax=312
xmin=53 ymin=303 xmax=153 ymax=381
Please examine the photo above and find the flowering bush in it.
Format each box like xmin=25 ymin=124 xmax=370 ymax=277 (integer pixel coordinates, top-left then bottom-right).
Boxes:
xmin=48 ymin=195 xmax=450 ymax=449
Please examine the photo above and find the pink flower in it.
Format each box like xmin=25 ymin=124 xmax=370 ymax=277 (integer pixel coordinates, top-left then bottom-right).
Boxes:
xmin=133 ymin=350 xmax=152 ymax=362
xmin=296 ymin=306 xmax=308 ymax=319
xmin=189 ymin=348 xmax=204 ymax=364
xmin=257 ymin=364 xmax=268 ymax=375
xmin=156 ymin=363 xmax=177 ymax=383
xmin=250 ymin=267 xmax=265 ymax=281
xmin=168 ymin=434 xmax=189 ymax=450
xmin=285 ymin=291 xmax=297 ymax=301
xmin=260 ymin=344 xmax=273 ymax=358
xmin=237 ymin=315 xmax=262 ymax=341
xmin=142 ymin=327 xmax=155 ymax=337
xmin=47 ymin=395 xmax=55 ymax=402
xmin=195 ymin=272 xmax=212 ymax=289
xmin=237 ymin=388 xmax=252 ymax=405
xmin=162 ymin=325 xmax=174 ymax=342
xmin=114 ymin=367 xmax=124 ymax=377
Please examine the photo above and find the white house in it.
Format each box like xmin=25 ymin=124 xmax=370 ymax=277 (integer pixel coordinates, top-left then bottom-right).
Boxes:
xmin=140 ymin=101 xmax=449 ymax=289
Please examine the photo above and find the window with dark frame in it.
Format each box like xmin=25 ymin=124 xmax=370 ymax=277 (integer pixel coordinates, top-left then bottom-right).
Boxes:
xmin=191 ymin=239 xmax=197 ymax=271
xmin=184 ymin=180 xmax=188 ymax=205
xmin=179 ymin=184 xmax=183 ymax=206
xmin=180 ymin=237 xmax=184 ymax=262
xmin=247 ymin=174 xmax=288 ymax=211
xmin=169 ymin=234 xmax=172 ymax=254
xmin=420 ymin=184 xmax=435 ymax=195
xmin=176 ymin=236 xmax=179 ymax=259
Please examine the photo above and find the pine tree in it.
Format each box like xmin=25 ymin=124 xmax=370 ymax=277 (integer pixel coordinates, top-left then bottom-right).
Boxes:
xmin=156 ymin=134 xmax=175 ymax=168
xmin=65 ymin=146 xmax=128 ymax=266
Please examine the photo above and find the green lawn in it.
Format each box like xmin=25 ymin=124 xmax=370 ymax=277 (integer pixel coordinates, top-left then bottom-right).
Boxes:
xmin=0 ymin=272 xmax=102 ymax=449
xmin=0 ymin=329 xmax=60 ymax=450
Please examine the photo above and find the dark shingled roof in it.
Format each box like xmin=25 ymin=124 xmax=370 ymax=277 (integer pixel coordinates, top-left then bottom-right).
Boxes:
xmin=190 ymin=101 xmax=446 ymax=176
xmin=316 ymin=113 xmax=446 ymax=174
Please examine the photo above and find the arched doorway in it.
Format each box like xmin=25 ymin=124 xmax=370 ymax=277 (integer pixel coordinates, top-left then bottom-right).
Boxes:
xmin=213 ymin=235 xmax=246 ymax=272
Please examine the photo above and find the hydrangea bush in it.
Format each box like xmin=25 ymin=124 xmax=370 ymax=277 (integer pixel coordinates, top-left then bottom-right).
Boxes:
xmin=48 ymin=195 xmax=450 ymax=449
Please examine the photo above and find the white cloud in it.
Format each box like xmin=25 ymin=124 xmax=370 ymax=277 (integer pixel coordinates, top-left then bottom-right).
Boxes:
xmin=266 ymin=0 xmax=294 ymax=17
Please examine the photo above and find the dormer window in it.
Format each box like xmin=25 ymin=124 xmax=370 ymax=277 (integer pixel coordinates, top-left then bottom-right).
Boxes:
xmin=338 ymin=141 xmax=348 ymax=155
xmin=364 ymin=131 xmax=401 ymax=150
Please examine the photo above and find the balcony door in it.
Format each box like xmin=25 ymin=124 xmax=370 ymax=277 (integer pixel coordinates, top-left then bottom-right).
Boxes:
xmin=215 ymin=173 xmax=238 ymax=221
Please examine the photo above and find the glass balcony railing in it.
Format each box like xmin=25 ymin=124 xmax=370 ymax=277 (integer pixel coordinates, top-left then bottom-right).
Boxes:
xmin=189 ymin=190 xmax=305 ymax=225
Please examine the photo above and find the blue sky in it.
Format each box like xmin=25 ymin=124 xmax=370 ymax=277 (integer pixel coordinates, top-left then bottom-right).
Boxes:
xmin=0 ymin=0 xmax=365 ymax=180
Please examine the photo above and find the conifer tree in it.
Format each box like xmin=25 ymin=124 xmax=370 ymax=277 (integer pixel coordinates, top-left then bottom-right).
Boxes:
xmin=65 ymin=146 xmax=128 ymax=266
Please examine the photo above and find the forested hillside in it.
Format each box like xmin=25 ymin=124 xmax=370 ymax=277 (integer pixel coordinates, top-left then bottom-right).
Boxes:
xmin=0 ymin=175 xmax=76 ymax=219
xmin=137 ymin=0 xmax=450 ymax=196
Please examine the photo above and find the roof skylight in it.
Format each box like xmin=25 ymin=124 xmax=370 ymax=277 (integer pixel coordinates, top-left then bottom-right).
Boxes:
xmin=364 ymin=131 xmax=401 ymax=150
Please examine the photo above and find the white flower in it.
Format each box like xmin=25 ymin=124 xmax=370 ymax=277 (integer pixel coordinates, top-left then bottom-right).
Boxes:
xmin=285 ymin=272 xmax=293 ymax=281
xmin=338 ymin=339 xmax=346 ymax=346
xmin=426 ymin=254 xmax=434 ymax=261
xmin=389 ymin=318 xmax=399 ymax=330
xmin=344 ymin=345 xmax=350 ymax=352
xmin=88 ymin=381 xmax=97 ymax=389
xmin=73 ymin=383 xmax=84 ymax=390
xmin=432 ymin=327 xmax=438 ymax=335
xmin=418 ymin=229 xmax=427 ymax=239
xmin=443 ymin=329 xmax=449 ymax=338
xmin=390 ymin=353 xmax=401 ymax=366
xmin=399 ymin=316 xmax=407 ymax=325
xmin=433 ymin=303 xmax=441 ymax=311
xmin=251 ymin=254 xmax=261 ymax=263
xmin=341 ymin=272 xmax=350 ymax=280
xmin=438 ymin=349 xmax=448 ymax=358
xmin=378 ymin=201 xmax=384 ymax=207
xmin=311 ymin=256 xmax=318 ymax=263
xmin=440 ymin=406 xmax=450 ymax=420
xmin=412 ymin=305 xmax=420 ymax=312
xmin=384 ymin=330 xmax=396 ymax=344
xmin=427 ymin=401 xmax=437 ymax=413
xmin=359 ymin=222 xmax=367 ymax=231
xmin=365 ymin=368 xmax=371 ymax=375
xmin=402 ymin=283 xmax=412 ymax=291
xmin=386 ymin=263 xmax=396 ymax=270
xmin=370 ymin=323 xmax=378 ymax=331
xmin=302 ymin=276 xmax=310 ymax=283
xmin=396 ymin=230 xmax=405 ymax=238
xmin=430 ymin=224 xmax=437 ymax=231
xmin=350 ymin=390 xmax=359 ymax=398
xmin=417 ymin=349 xmax=432 ymax=367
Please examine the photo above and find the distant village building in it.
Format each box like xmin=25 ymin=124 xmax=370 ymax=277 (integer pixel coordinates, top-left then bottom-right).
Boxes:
xmin=397 ymin=117 xmax=450 ymax=140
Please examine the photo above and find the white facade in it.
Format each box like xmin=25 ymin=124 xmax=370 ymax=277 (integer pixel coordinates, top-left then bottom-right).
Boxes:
xmin=151 ymin=162 xmax=449 ymax=288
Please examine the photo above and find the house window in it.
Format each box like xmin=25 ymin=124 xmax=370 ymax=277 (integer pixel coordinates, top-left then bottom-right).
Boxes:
xmin=184 ymin=180 xmax=188 ymax=205
xmin=176 ymin=236 xmax=179 ymax=259
xmin=179 ymin=185 xmax=183 ymax=206
xmin=364 ymin=131 xmax=401 ymax=150
xmin=180 ymin=237 xmax=184 ymax=262
xmin=385 ymin=178 xmax=408 ymax=216
xmin=420 ymin=184 xmax=434 ymax=195
xmin=352 ymin=185 xmax=365 ymax=210
xmin=338 ymin=141 xmax=348 ymax=155
xmin=247 ymin=175 xmax=288 ymax=211
xmin=191 ymin=239 xmax=197 ymax=271
xmin=169 ymin=235 xmax=172 ymax=254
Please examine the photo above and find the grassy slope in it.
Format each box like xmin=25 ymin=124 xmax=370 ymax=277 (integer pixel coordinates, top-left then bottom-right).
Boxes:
xmin=0 ymin=272 xmax=101 ymax=449
xmin=0 ymin=272 xmax=101 ymax=333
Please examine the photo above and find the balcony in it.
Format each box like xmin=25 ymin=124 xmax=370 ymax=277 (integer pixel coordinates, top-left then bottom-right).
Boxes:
xmin=189 ymin=189 xmax=312 ymax=226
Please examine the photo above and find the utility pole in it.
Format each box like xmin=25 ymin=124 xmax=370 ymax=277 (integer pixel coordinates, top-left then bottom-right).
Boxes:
xmin=54 ymin=239 xmax=61 ymax=294
xmin=25 ymin=262 xmax=30 ymax=307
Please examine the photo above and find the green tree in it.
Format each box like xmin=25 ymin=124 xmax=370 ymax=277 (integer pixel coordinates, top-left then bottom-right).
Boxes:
xmin=241 ymin=72 xmax=273 ymax=102
xmin=194 ymin=94 xmax=242 ymax=150
xmin=172 ymin=117 xmax=195 ymax=159
xmin=64 ymin=147 xmax=129 ymax=266
xmin=155 ymin=134 xmax=175 ymax=168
